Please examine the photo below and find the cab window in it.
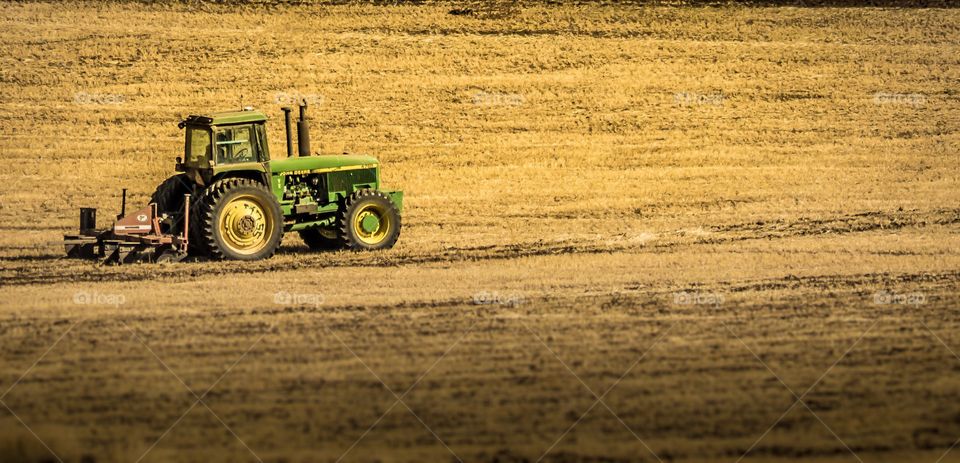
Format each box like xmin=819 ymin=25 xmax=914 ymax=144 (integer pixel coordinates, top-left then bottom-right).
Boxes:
xmin=186 ymin=127 xmax=211 ymax=164
xmin=215 ymin=125 xmax=258 ymax=164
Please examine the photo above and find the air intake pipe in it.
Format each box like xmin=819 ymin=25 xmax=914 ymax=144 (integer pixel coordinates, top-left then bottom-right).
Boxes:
xmin=297 ymin=101 xmax=311 ymax=157
xmin=281 ymin=107 xmax=294 ymax=158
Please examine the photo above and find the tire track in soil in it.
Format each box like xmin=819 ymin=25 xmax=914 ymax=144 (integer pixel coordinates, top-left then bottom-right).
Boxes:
xmin=625 ymin=269 xmax=960 ymax=294
xmin=3 ymin=270 xmax=953 ymax=326
xmin=1 ymin=208 xmax=957 ymax=287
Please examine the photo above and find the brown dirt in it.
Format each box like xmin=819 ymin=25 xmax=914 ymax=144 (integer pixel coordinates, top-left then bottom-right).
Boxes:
xmin=0 ymin=2 xmax=959 ymax=463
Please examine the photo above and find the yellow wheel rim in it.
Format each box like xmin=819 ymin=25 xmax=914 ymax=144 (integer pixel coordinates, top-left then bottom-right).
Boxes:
xmin=353 ymin=203 xmax=392 ymax=245
xmin=218 ymin=194 xmax=273 ymax=255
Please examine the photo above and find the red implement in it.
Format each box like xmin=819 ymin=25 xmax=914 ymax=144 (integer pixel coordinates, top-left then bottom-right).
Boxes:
xmin=63 ymin=192 xmax=191 ymax=264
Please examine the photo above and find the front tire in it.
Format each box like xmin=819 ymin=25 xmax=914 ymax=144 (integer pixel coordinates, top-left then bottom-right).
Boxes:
xmin=337 ymin=189 xmax=401 ymax=251
xmin=195 ymin=178 xmax=284 ymax=261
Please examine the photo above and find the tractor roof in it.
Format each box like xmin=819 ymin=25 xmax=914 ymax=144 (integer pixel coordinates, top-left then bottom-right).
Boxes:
xmin=184 ymin=109 xmax=267 ymax=126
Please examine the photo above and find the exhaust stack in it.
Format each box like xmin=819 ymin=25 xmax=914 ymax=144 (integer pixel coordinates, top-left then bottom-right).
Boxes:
xmin=281 ymin=107 xmax=294 ymax=158
xmin=297 ymin=102 xmax=311 ymax=157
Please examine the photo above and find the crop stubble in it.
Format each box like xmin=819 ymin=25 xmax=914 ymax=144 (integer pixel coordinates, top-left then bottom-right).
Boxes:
xmin=0 ymin=2 xmax=958 ymax=462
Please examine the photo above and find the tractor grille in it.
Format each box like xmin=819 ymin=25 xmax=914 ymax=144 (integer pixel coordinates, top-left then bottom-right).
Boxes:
xmin=328 ymin=168 xmax=377 ymax=192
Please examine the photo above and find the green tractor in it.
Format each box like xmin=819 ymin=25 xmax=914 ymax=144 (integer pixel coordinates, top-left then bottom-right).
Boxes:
xmin=64 ymin=103 xmax=402 ymax=263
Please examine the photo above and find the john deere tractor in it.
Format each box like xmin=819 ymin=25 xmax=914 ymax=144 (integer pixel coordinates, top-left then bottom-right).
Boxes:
xmin=66 ymin=102 xmax=402 ymax=263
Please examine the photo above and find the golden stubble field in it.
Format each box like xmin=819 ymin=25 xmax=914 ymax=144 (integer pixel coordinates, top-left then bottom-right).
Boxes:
xmin=0 ymin=2 xmax=959 ymax=462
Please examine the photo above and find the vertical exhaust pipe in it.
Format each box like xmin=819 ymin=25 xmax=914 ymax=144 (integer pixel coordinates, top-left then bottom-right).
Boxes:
xmin=297 ymin=101 xmax=311 ymax=157
xmin=281 ymin=107 xmax=294 ymax=158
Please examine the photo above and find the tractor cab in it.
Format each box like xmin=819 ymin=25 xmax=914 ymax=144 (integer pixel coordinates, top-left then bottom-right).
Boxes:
xmin=177 ymin=109 xmax=271 ymax=185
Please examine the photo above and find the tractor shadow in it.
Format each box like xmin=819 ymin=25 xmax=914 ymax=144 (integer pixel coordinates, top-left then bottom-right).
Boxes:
xmin=278 ymin=244 xmax=340 ymax=255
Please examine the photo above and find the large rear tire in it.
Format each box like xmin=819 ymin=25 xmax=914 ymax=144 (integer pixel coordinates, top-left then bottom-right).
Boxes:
xmin=195 ymin=178 xmax=284 ymax=261
xmin=149 ymin=174 xmax=192 ymax=233
xmin=188 ymin=184 xmax=215 ymax=255
xmin=337 ymin=189 xmax=401 ymax=251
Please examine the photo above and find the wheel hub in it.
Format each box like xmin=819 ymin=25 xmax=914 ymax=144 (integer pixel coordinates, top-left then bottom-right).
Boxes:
xmin=238 ymin=216 xmax=256 ymax=234
xmin=218 ymin=197 xmax=271 ymax=254
xmin=360 ymin=213 xmax=380 ymax=233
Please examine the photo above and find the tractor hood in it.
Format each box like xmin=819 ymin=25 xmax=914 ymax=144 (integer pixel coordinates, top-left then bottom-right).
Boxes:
xmin=269 ymin=155 xmax=379 ymax=174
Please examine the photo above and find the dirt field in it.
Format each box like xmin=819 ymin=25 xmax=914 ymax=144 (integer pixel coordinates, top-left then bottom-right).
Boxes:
xmin=1 ymin=2 xmax=959 ymax=462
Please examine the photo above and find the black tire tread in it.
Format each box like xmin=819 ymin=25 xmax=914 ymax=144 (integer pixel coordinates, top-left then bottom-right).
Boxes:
xmin=149 ymin=174 xmax=191 ymax=214
xmin=187 ymin=180 xmax=221 ymax=255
